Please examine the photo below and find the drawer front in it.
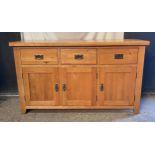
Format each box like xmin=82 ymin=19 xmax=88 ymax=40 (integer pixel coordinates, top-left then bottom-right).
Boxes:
xmin=21 ymin=48 xmax=58 ymax=65
xmin=98 ymin=48 xmax=138 ymax=64
xmin=61 ymin=49 xmax=97 ymax=64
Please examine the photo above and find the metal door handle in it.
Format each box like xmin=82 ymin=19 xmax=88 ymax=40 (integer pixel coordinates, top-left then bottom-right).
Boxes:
xmin=55 ymin=84 xmax=59 ymax=92
xmin=100 ymin=84 xmax=104 ymax=91
xmin=62 ymin=84 xmax=67 ymax=91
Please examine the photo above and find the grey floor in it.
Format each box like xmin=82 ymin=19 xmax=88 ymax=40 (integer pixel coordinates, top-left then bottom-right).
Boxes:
xmin=0 ymin=96 xmax=155 ymax=122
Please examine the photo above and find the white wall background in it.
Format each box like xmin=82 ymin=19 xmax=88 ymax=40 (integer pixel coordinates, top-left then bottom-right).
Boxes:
xmin=21 ymin=32 xmax=124 ymax=41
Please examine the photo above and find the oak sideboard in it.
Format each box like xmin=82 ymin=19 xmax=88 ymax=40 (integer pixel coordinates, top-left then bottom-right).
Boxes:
xmin=9 ymin=40 xmax=150 ymax=114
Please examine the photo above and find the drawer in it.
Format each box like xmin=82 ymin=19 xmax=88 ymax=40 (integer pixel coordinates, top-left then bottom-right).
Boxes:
xmin=20 ymin=48 xmax=58 ymax=65
xmin=98 ymin=48 xmax=138 ymax=64
xmin=61 ymin=49 xmax=97 ymax=64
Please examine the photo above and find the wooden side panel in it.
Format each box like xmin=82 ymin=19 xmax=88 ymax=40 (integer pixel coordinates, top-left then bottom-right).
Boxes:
xmin=98 ymin=65 xmax=137 ymax=106
xmin=13 ymin=47 xmax=27 ymax=113
xmin=134 ymin=46 xmax=145 ymax=113
xmin=23 ymin=67 xmax=59 ymax=106
xmin=60 ymin=67 xmax=97 ymax=106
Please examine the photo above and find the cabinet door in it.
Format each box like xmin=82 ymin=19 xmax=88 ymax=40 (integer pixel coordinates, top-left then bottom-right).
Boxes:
xmin=60 ymin=67 xmax=97 ymax=106
xmin=98 ymin=65 xmax=137 ymax=106
xmin=23 ymin=67 xmax=59 ymax=106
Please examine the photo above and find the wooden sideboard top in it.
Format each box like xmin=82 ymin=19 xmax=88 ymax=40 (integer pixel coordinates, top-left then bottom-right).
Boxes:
xmin=9 ymin=39 xmax=150 ymax=47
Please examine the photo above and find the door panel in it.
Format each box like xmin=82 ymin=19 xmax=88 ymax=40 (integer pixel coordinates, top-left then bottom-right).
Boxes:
xmin=60 ymin=67 xmax=97 ymax=106
xmin=23 ymin=67 xmax=59 ymax=106
xmin=98 ymin=65 xmax=137 ymax=106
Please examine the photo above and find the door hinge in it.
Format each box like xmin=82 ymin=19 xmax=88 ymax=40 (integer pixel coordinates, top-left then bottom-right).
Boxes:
xmin=96 ymin=73 xmax=98 ymax=79
xmin=96 ymin=95 xmax=98 ymax=101
xmin=134 ymin=96 xmax=136 ymax=102
xmin=24 ymin=96 xmax=26 ymax=101
xmin=136 ymin=73 xmax=138 ymax=79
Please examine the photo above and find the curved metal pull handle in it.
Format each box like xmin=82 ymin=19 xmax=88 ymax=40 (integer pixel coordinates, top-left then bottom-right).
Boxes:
xmin=74 ymin=54 xmax=84 ymax=60
xmin=62 ymin=84 xmax=67 ymax=91
xmin=55 ymin=84 xmax=59 ymax=92
xmin=114 ymin=54 xmax=124 ymax=59
xmin=34 ymin=54 xmax=44 ymax=60
xmin=100 ymin=84 xmax=104 ymax=91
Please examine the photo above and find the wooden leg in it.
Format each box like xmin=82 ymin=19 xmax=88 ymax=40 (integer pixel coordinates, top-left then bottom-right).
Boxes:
xmin=134 ymin=106 xmax=140 ymax=114
xmin=21 ymin=108 xmax=27 ymax=114
xmin=134 ymin=99 xmax=141 ymax=114
xmin=21 ymin=104 xmax=27 ymax=114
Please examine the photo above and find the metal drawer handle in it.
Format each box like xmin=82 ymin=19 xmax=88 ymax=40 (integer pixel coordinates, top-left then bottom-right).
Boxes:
xmin=100 ymin=84 xmax=104 ymax=91
xmin=74 ymin=54 xmax=84 ymax=60
xmin=34 ymin=54 xmax=44 ymax=60
xmin=114 ymin=54 xmax=124 ymax=59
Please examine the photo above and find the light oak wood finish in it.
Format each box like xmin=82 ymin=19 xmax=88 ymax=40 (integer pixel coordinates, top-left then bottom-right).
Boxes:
xmin=13 ymin=48 xmax=26 ymax=113
xmin=97 ymin=65 xmax=137 ymax=106
xmin=21 ymin=48 xmax=58 ymax=65
xmin=9 ymin=40 xmax=150 ymax=47
xmin=134 ymin=46 xmax=146 ymax=114
xmin=23 ymin=67 xmax=59 ymax=106
xmin=61 ymin=48 xmax=96 ymax=64
xmin=60 ymin=67 xmax=96 ymax=106
xmin=26 ymin=105 xmax=134 ymax=109
xmin=98 ymin=48 xmax=138 ymax=64
xmin=10 ymin=40 xmax=150 ymax=114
